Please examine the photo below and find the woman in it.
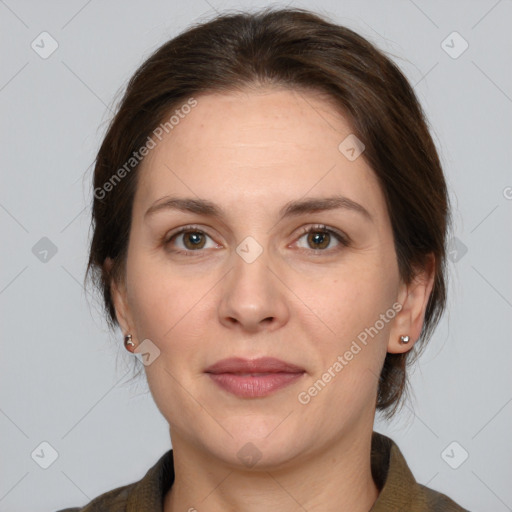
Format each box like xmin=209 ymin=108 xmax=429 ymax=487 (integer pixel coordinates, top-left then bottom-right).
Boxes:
xmin=58 ymin=7 xmax=469 ymax=512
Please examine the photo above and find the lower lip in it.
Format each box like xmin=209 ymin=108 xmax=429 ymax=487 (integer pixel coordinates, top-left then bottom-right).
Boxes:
xmin=207 ymin=372 xmax=305 ymax=398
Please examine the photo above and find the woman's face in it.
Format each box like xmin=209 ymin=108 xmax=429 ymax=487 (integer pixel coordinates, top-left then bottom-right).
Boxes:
xmin=110 ymin=88 xmax=427 ymax=468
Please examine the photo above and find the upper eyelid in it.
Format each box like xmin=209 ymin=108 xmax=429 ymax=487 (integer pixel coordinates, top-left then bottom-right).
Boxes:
xmin=165 ymin=224 xmax=214 ymax=242
xmin=297 ymin=224 xmax=348 ymax=241
xmin=165 ymin=224 xmax=348 ymax=247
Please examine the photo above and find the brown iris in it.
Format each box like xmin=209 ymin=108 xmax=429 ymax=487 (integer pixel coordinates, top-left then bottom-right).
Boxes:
xmin=182 ymin=231 xmax=206 ymax=250
xmin=307 ymin=230 xmax=330 ymax=250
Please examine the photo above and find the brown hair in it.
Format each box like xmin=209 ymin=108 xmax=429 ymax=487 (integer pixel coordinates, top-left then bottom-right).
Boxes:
xmin=85 ymin=7 xmax=450 ymax=419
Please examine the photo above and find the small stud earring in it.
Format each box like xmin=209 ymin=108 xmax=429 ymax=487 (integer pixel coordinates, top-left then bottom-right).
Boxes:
xmin=124 ymin=334 xmax=135 ymax=351
xmin=399 ymin=335 xmax=410 ymax=344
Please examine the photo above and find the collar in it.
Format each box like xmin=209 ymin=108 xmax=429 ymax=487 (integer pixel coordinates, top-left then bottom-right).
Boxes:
xmin=124 ymin=431 xmax=456 ymax=511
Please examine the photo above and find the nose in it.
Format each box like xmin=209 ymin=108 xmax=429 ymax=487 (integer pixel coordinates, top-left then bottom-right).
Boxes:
xmin=218 ymin=250 xmax=290 ymax=333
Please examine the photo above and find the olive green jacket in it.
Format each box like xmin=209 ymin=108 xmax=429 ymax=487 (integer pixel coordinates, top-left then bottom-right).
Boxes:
xmin=56 ymin=432 xmax=469 ymax=511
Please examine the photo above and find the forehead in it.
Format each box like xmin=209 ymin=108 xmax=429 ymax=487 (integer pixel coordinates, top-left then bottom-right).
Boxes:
xmin=134 ymin=88 xmax=385 ymax=221
xmin=145 ymin=87 xmax=353 ymax=162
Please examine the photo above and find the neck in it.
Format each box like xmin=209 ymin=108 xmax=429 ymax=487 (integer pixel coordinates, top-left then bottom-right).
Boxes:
xmin=164 ymin=424 xmax=380 ymax=512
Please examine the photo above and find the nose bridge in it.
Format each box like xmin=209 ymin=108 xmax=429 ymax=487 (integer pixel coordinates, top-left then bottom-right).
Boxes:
xmin=230 ymin=239 xmax=274 ymax=302
xmin=218 ymin=237 xmax=288 ymax=330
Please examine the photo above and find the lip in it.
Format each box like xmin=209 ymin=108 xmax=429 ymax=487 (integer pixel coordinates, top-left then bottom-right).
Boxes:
xmin=205 ymin=357 xmax=305 ymax=374
xmin=205 ymin=357 xmax=305 ymax=398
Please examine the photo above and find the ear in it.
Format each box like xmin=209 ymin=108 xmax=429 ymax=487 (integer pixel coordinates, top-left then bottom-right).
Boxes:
xmin=387 ymin=254 xmax=436 ymax=354
xmin=104 ymin=257 xmax=134 ymax=336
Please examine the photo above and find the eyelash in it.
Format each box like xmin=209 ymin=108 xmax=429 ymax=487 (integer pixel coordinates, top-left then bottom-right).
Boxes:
xmin=163 ymin=224 xmax=350 ymax=257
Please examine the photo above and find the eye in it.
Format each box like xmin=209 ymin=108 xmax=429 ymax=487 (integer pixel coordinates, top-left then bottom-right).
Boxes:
xmin=294 ymin=224 xmax=349 ymax=253
xmin=163 ymin=223 xmax=349 ymax=257
xmin=164 ymin=225 xmax=219 ymax=256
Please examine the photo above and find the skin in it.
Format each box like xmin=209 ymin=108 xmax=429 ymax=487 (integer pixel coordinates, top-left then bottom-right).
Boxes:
xmin=107 ymin=87 xmax=435 ymax=512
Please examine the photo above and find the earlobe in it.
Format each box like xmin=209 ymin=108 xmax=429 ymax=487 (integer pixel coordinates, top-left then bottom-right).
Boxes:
xmin=387 ymin=254 xmax=436 ymax=354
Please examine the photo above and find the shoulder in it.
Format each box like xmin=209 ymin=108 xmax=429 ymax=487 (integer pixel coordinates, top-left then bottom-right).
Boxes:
xmin=416 ymin=483 xmax=470 ymax=511
xmin=55 ymin=448 xmax=174 ymax=512
xmin=55 ymin=482 xmax=133 ymax=512
xmin=371 ymin=431 xmax=470 ymax=511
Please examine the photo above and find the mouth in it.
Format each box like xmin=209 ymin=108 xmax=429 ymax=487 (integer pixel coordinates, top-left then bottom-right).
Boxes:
xmin=205 ymin=357 xmax=305 ymax=398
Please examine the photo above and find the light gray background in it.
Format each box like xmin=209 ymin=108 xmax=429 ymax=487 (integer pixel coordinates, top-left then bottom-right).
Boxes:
xmin=1 ymin=1 xmax=511 ymax=511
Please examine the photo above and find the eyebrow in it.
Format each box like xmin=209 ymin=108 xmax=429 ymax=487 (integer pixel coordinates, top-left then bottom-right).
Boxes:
xmin=144 ymin=195 xmax=373 ymax=222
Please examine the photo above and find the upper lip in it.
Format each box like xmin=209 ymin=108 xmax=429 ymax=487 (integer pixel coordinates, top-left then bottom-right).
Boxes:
xmin=205 ymin=357 xmax=305 ymax=374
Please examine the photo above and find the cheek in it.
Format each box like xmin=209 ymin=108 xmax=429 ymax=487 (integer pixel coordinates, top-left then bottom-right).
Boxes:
xmin=295 ymin=268 xmax=397 ymax=423
xmin=125 ymin=249 xmax=179 ymax=341
xmin=126 ymin=251 xmax=216 ymax=358
xmin=126 ymin=261 xmax=210 ymax=420
xmin=127 ymin=274 xmax=167 ymax=337
xmin=304 ymin=259 xmax=398 ymax=343
xmin=293 ymin=260 xmax=398 ymax=413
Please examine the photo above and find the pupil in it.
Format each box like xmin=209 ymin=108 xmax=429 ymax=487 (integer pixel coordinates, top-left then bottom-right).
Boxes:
xmin=185 ymin=232 xmax=205 ymax=249
xmin=309 ymin=231 xmax=329 ymax=249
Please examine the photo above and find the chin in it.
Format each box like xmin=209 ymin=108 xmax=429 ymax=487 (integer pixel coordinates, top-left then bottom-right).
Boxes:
xmin=205 ymin=422 xmax=307 ymax=471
